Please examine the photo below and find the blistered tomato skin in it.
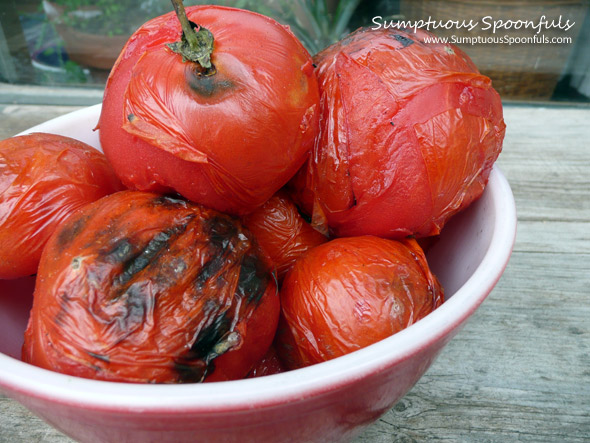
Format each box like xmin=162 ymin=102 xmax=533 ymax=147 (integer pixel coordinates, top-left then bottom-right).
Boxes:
xmin=276 ymin=236 xmax=443 ymax=369
xmin=0 ymin=133 xmax=123 ymax=280
xmin=22 ymin=191 xmax=279 ymax=383
xmin=98 ymin=6 xmax=320 ymax=215
xmin=292 ymin=27 xmax=505 ymax=238
xmin=242 ymin=191 xmax=327 ymax=281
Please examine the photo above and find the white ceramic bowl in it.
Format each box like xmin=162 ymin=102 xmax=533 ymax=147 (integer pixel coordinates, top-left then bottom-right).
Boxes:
xmin=0 ymin=104 xmax=516 ymax=442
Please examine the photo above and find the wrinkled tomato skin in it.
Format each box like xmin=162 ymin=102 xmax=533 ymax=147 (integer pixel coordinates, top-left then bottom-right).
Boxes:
xmin=99 ymin=6 xmax=320 ymax=215
xmin=0 ymin=133 xmax=123 ymax=280
xmin=292 ymin=27 xmax=505 ymax=238
xmin=276 ymin=236 xmax=443 ymax=370
xmin=23 ymin=191 xmax=279 ymax=383
xmin=241 ymin=191 xmax=327 ymax=281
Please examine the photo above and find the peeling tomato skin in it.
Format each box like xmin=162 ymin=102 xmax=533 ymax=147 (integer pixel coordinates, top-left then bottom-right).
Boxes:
xmin=0 ymin=133 xmax=123 ymax=280
xmin=242 ymin=191 xmax=328 ymax=281
xmin=292 ymin=27 xmax=505 ymax=239
xmin=276 ymin=236 xmax=443 ymax=370
xmin=22 ymin=191 xmax=279 ymax=383
xmin=99 ymin=6 xmax=320 ymax=215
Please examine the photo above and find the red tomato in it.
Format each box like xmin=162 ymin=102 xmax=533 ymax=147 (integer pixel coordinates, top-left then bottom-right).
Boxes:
xmin=0 ymin=133 xmax=122 ymax=279
xmin=290 ymin=27 xmax=505 ymax=238
xmin=241 ymin=191 xmax=327 ymax=281
xmin=98 ymin=5 xmax=319 ymax=215
xmin=23 ymin=191 xmax=279 ymax=383
xmin=276 ymin=236 xmax=443 ymax=369
xmin=246 ymin=345 xmax=285 ymax=378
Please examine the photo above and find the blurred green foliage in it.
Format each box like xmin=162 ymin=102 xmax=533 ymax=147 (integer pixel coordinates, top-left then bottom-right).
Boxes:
xmin=48 ymin=0 xmax=363 ymax=53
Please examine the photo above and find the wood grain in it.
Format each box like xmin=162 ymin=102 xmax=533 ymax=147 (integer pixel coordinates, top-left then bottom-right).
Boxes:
xmin=0 ymin=104 xmax=589 ymax=442
xmin=0 ymin=105 xmax=83 ymax=140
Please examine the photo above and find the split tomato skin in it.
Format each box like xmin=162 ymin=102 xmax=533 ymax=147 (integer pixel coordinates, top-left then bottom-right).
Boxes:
xmin=23 ymin=191 xmax=279 ymax=383
xmin=276 ymin=236 xmax=443 ymax=369
xmin=99 ymin=5 xmax=320 ymax=215
xmin=0 ymin=133 xmax=122 ymax=280
xmin=242 ymin=191 xmax=327 ymax=281
xmin=292 ymin=27 xmax=505 ymax=238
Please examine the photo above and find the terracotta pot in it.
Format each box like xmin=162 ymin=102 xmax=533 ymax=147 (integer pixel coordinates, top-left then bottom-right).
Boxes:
xmin=43 ymin=0 xmax=129 ymax=70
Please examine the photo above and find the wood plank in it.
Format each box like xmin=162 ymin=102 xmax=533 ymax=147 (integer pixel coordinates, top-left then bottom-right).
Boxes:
xmin=0 ymin=104 xmax=83 ymax=140
xmin=0 ymin=398 xmax=72 ymax=443
xmin=496 ymin=106 xmax=590 ymax=222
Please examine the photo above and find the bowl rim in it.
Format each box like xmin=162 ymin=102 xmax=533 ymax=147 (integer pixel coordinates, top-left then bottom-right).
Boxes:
xmin=1 ymin=105 xmax=517 ymax=412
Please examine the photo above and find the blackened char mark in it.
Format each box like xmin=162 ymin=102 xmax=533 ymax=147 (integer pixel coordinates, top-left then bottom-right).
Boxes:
xmin=190 ymin=314 xmax=231 ymax=360
xmin=55 ymin=213 xmax=90 ymax=251
xmin=103 ymin=239 xmax=136 ymax=265
xmin=114 ymin=223 xmax=189 ymax=287
xmin=186 ymin=69 xmax=234 ymax=98
xmin=192 ymin=216 xmax=240 ymax=291
xmin=175 ymin=313 xmax=231 ymax=383
xmin=194 ymin=254 xmax=227 ymax=291
xmin=86 ymin=351 xmax=110 ymax=363
xmin=204 ymin=216 xmax=239 ymax=252
xmin=391 ymin=33 xmax=414 ymax=48
xmin=236 ymin=254 xmax=270 ymax=305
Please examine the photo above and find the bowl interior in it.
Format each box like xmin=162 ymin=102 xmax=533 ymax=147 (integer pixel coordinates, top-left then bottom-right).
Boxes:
xmin=0 ymin=104 xmax=516 ymax=410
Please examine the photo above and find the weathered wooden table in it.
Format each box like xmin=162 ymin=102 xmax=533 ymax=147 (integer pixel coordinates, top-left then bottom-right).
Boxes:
xmin=0 ymin=102 xmax=588 ymax=442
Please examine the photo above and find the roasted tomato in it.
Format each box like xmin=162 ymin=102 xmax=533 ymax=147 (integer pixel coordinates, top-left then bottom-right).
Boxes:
xmin=98 ymin=4 xmax=319 ymax=215
xmin=246 ymin=345 xmax=285 ymax=378
xmin=276 ymin=236 xmax=443 ymax=369
xmin=290 ymin=27 xmax=505 ymax=238
xmin=241 ymin=191 xmax=327 ymax=281
xmin=23 ymin=191 xmax=279 ymax=383
xmin=0 ymin=133 xmax=122 ymax=279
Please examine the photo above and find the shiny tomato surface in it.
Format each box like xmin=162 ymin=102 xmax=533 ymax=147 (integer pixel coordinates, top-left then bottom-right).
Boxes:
xmin=99 ymin=5 xmax=319 ymax=215
xmin=276 ymin=236 xmax=443 ymax=369
xmin=246 ymin=345 xmax=285 ymax=378
xmin=242 ymin=191 xmax=327 ymax=281
xmin=23 ymin=191 xmax=279 ymax=383
xmin=0 ymin=133 xmax=122 ymax=279
xmin=291 ymin=27 xmax=505 ymax=238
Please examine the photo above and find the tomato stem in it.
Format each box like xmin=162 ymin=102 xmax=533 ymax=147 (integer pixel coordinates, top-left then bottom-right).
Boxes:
xmin=168 ymin=0 xmax=214 ymax=72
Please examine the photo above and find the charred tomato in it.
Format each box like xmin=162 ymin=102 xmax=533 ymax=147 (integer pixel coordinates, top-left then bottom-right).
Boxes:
xmin=98 ymin=5 xmax=320 ymax=215
xmin=291 ymin=27 xmax=505 ymax=238
xmin=276 ymin=236 xmax=443 ymax=369
xmin=23 ymin=191 xmax=279 ymax=383
xmin=241 ymin=191 xmax=327 ymax=281
xmin=0 ymin=133 xmax=122 ymax=279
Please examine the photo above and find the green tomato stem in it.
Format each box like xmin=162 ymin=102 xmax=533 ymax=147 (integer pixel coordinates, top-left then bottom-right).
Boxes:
xmin=168 ymin=0 xmax=214 ymax=72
